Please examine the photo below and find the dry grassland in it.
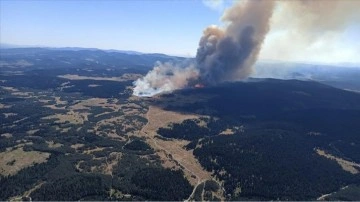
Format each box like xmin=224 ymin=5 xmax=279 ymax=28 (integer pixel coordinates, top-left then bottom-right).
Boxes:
xmin=0 ymin=146 xmax=50 ymax=176
xmin=138 ymin=106 xmax=212 ymax=186
xmin=57 ymin=73 xmax=142 ymax=82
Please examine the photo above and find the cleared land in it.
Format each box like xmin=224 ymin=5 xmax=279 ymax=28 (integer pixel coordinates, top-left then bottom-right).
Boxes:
xmin=58 ymin=73 xmax=142 ymax=82
xmin=0 ymin=146 xmax=50 ymax=176
xmin=137 ymin=106 xmax=211 ymax=185
xmin=135 ymin=105 xmax=224 ymax=200
xmin=316 ymin=149 xmax=360 ymax=174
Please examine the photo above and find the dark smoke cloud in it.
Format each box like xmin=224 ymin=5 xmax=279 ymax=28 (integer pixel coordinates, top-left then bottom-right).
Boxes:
xmin=197 ymin=0 xmax=275 ymax=84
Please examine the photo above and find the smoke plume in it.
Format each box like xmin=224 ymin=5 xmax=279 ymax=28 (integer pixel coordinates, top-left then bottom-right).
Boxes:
xmin=133 ymin=0 xmax=360 ymax=97
xmin=133 ymin=0 xmax=275 ymax=96
xmin=133 ymin=62 xmax=199 ymax=97
xmin=197 ymin=0 xmax=275 ymax=84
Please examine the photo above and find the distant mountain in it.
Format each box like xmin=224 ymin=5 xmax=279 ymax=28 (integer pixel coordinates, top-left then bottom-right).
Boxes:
xmin=0 ymin=43 xmax=41 ymax=49
xmin=253 ymin=61 xmax=360 ymax=92
xmin=0 ymin=47 xmax=186 ymax=71
xmin=1 ymin=46 xmax=359 ymax=92
xmin=0 ymin=44 xmax=166 ymax=56
xmin=47 ymin=47 xmax=143 ymax=55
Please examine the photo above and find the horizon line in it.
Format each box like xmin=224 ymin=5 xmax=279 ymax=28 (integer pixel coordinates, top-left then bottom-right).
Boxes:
xmin=1 ymin=43 xmax=359 ymax=67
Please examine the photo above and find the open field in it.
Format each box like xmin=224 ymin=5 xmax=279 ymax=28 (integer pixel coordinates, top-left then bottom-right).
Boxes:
xmin=0 ymin=146 xmax=50 ymax=176
xmin=58 ymin=73 xmax=142 ymax=82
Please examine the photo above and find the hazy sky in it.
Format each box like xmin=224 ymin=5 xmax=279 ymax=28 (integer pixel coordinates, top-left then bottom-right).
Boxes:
xmin=1 ymin=0 xmax=224 ymax=57
xmin=1 ymin=0 xmax=359 ymax=64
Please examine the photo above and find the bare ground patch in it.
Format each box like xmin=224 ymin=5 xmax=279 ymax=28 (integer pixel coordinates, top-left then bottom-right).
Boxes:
xmin=0 ymin=146 xmax=50 ymax=176
xmin=0 ymin=103 xmax=12 ymax=109
xmin=26 ymin=129 xmax=40 ymax=135
xmin=103 ymin=152 xmax=122 ymax=175
xmin=88 ymin=84 xmax=101 ymax=87
xmin=57 ymin=73 xmax=142 ymax=82
xmin=54 ymin=96 xmax=68 ymax=105
xmin=71 ymin=143 xmax=85 ymax=150
xmin=1 ymin=133 xmax=13 ymax=138
xmin=134 ymin=105 xmax=224 ymax=200
xmin=3 ymin=113 xmax=17 ymax=118
xmin=137 ymin=106 xmax=213 ymax=186
xmin=82 ymin=147 xmax=105 ymax=155
xmin=219 ymin=126 xmax=244 ymax=136
xmin=1 ymin=86 xmax=19 ymax=92
xmin=1 ymin=86 xmax=35 ymax=98
xmin=42 ymin=110 xmax=91 ymax=125
xmin=76 ymin=149 xmax=122 ymax=175
xmin=89 ymin=100 xmax=145 ymax=138
xmin=46 ymin=141 xmax=63 ymax=148
xmin=141 ymin=106 xmax=199 ymax=132
xmin=316 ymin=149 xmax=360 ymax=174
xmin=219 ymin=128 xmax=235 ymax=135
xmin=9 ymin=182 xmax=45 ymax=201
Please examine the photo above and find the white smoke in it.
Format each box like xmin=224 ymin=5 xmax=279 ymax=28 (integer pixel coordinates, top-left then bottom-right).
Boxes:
xmin=132 ymin=61 xmax=199 ymax=97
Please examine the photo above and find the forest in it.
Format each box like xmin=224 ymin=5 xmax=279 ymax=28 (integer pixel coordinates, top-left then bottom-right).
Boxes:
xmin=0 ymin=65 xmax=193 ymax=201
xmin=1 ymin=49 xmax=360 ymax=200
xmin=155 ymin=80 xmax=360 ymax=200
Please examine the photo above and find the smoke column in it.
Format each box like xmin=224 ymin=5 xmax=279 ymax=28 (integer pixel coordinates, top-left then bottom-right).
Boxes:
xmin=196 ymin=0 xmax=275 ymax=84
xmin=133 ymin=0 xmax=360 ymax=97
xmin=133 ymin=0 xmax=275 ymax=96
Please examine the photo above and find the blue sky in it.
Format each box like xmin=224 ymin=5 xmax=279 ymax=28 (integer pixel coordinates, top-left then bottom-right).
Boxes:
xmin=1 ymin=0 xmax=225 ymax=56
xmin=1 ymin=0 xmax=359 ymax=64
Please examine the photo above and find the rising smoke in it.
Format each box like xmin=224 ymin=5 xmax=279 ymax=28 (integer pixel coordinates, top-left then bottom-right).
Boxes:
xmin=133 ymin=0 xmax=274 ymax=96
xmin=133 ymin=61 xmax=199 ymax=97
xmin=133 ymin=0 xmax=360 ymax=97
xmin=196 ymin=0 xmax=275 ymax=84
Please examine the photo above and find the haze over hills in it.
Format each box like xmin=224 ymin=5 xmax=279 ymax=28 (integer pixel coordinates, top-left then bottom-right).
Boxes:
xmin=2 ymin=43 xmax=359 ymax=68
xmin=0 ymin=43 xmax=147 ymax=55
